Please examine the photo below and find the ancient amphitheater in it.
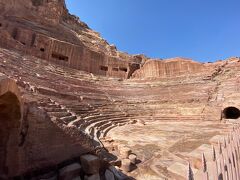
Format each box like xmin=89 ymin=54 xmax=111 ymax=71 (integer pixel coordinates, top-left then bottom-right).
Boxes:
xmin=0 ymin=0 xmax=240 ymax=180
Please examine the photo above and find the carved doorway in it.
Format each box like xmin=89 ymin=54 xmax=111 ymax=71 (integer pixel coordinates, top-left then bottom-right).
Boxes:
xmin=222 ymin=107 xmax=240 ymax=119
xmin=0 ymin=92 xmax=21 ymax=177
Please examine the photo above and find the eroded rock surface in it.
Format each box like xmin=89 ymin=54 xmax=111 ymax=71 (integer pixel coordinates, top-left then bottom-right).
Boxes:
xmin=0 ymin=0 xmax=240 ymax=179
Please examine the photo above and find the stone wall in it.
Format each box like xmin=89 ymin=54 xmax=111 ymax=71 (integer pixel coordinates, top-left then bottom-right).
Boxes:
xmin=0 ymin=74 xmax=22 ymax=178
xmin=132 ymin=58 xmax=206 ymax=79
xmin=0 ymin=20 xmax=133 ymax=79
xmin=0 ymin=0 xmax=65 ymax=25
xmin=0 ymin=0 xmax=226 ymax=81
xmin=0 ymin=75 xmax=95 ymax=178
xmin=16 ymin=104 xmax=94 ymax=177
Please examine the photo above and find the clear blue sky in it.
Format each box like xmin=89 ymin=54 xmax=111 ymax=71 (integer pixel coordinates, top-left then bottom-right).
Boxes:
xmin=65 ymin=0 xmax=240 ymax=62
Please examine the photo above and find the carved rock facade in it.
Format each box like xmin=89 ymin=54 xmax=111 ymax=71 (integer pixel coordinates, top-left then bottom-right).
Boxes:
xmin=0 ymin=0 xmax=240 ymax=179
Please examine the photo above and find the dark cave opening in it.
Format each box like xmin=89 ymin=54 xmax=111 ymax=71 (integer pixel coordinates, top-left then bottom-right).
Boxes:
xmin=223 ymin=107 xmax=240 ymax=119
xmin=0 ymin=92 xmax=21 ymax=177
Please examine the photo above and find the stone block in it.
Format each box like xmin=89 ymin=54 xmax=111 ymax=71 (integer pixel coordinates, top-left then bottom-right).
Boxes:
xmin=39 ymin=176 xmax=57 ymax=180
xmin=121 ymin=159 xmax=132 ymax=172
xmin=110 ymin=158 xmax=121 ymax=167
xmin=108 ymin=166 xmax=128 ymax=180
xmin=105 ymin=169 xmax=115 ymax=180
xmin=118 ymin=146 xmax=132 ymax=158
xmin=128 ymin=154 xmax=137 ymax=164
xmin=84 ymin=173 xmax=100 ymax=180
xmin=71 ymin=176 xmax=82 ymax=180
xmin=80 ymin=154 xmax=100 ymax=175
xmin=59 ymin=163 xmax=81 ymax=180
xmin=36 ymin=171 xmax=57 ymax=180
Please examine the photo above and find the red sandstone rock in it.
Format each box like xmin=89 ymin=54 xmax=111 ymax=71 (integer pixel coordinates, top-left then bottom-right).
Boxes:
xmin=36 ymin=171 xmax=57 ymax=180
xmin=120 ymin=159 xmax=132 ymax=172
xmin=71 ymin=177 xmax=82 ymax=180
xmin=0 ymin=0 xmax=144 ymax=79
xmin=108 ymin=166 xmax=127 ymax=180
xmin=118 ymin=146 xmax=132 ymax=159
xmin=0 ymin=47 xmax=239 ymax=179
xmin=0 ymin=0 xmax=239 ymax=179
xmin=80 ymin=154 xmax=100 ymax=175
xmin=132 ymin=58 xmax=208 ymax=79
xmin=84 ymin=173 xmax=100 ymax=180
xmin=128 ymin=154 xmax=137 ymax=164
xmin=0 ymin=0 xmax=226 ymax=81
xmin=105 ymin=169 xmax=115 ymax=180
xmin=59 ymin=163 xmax=82 ymax=180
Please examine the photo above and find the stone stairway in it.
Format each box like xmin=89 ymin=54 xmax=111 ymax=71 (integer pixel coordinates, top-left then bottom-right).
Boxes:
xmin=38 ymin=98 xmax=81 ymax=125
xmin=36 ymin=98 xmax=136 ymax=148
xmin=2 ymin=52 xmax=134 ymax=148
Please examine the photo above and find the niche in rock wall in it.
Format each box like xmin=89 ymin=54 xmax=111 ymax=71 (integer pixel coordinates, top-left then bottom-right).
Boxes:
xmin=52 ymin=53 xmax=69 ymax=62
xmin=20 ymin=42 xmax=26 ymax=46
xmin=40 ymin=48 xmax=45 ymax=52
xmin=222 ymin=107 xmax=240 ymax=119
xmin=31 ymin=0 xmax=44 ymax=6
xmin=12 ymin=28 xmax=18 ymax=40
xmin=11 ymin=28 xmax=31 ymax=46
xmin=119 ymin=67 xmax=128 ymax=72
xmin=112 ymin=67 xmax=119 ymax=71
xmin=100 ymin=66 xmax=108 ymax=71
xmin=0 ymin=92 xmax=21 ymax=177
xmin=31 ymin=34 xmax=36 ymax=47
xmin=127 ymin=63 xmax=141 ymax=79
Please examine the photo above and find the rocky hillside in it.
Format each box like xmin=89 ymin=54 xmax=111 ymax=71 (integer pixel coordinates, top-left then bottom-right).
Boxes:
xmin=0 ymin=1 xmax=240 ymax=179
xmin=1 ymin=0 xmax=236 ymax=80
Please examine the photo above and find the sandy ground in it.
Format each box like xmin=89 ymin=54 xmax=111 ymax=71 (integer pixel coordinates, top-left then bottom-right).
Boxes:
xmin=106 ymin=120 xmax=233 ymax=179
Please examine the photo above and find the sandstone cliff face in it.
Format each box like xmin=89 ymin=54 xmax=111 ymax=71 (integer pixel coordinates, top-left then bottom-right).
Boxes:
xmin=0 ymin=0 xmax=136 ymax=59
xmin=0 ymin=0 xmax=66 ymax=25
xmin=0 ymin=73 xmax=95 ymax=177
xmin=0 ymin=0 xmax=145 ymax=79
xmin=1 ymin=0 xmax=240 ymax=179
xmin=0 ymin=0 xmax=239 ymax=178
xmin=0 ymin=74 xmax=22 ymax=177
xmin=132 ymin=58 xmax=207 ymax=78
xmin=0 ymin=48 xmax=240 ymax=178
xmin=0 ymin=0 xmax=223 ymax=80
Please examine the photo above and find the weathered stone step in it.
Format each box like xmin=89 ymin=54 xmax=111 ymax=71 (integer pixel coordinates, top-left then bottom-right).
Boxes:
xmin=101 ymin=125 xmax=116 ymax=138
xmin=83 ymin=113 xmax=128 ymax=121
xmin=59 ymin=115 xmax=77 ymax=123
xmin=81 ymin=115 xmax=128 ymax=129
xmin=45 ymin=103 xmax=61 ymax=108
xmin=86 ymin=112 xmax=102 ymax=116
xmin=95 ymin=121 xmax=125 ymax=140
xmin=38 ymin=102 xmax=50 ymax=106
xmin=68 ymin=118 xmax=84 ymax=126
xmin=101 ymin=121 xmax=129 ymax=138
xmin=97 ymin=122 xmax=116 ymax=134
xmin=48 ymin=112 xmax=72 ymax=118
xmin=84 ymin=118 xmax=129 ymax=140
xmin=66 ymin=104 xmax=93 ymax=109
xmin=72 ymin=110 xmax=98 ymax=115
xmin=45 ymin=107 xmax=65 ymax=112
xmin=96 ymin=118 xmax=129 ymax=129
